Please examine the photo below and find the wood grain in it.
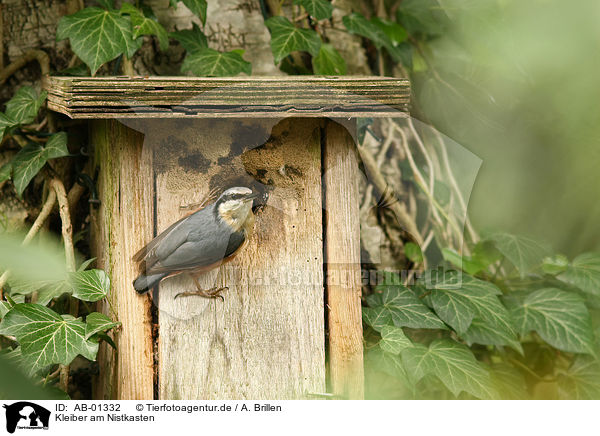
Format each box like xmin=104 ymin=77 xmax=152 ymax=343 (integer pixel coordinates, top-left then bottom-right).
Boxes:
xmin=323 ymin=120 xmax=364 ymax=399
xmin=43 ymin=76 xmax=410 ymax=119
xmin=90 ymin=120 xmax=155 ymax=400
xmin=126 ymin=117 xmax=327 ymax=399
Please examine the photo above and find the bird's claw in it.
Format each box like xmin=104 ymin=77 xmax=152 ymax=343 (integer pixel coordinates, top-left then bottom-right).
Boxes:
xmin=174 ymin=286 xmax=228 ymax=301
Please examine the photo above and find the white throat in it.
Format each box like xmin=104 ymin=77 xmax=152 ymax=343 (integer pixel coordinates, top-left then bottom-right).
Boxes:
xmin=218 ymin=200 xmax=253 ymax=232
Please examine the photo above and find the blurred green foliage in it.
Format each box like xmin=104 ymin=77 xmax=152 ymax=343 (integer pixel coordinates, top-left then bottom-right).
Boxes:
xmin=408 ymin=0 xmax=600 ymax=255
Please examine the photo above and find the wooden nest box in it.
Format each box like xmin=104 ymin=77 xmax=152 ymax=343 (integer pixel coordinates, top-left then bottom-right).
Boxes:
xmin=43 ymin=76 xmax=410 ymax=400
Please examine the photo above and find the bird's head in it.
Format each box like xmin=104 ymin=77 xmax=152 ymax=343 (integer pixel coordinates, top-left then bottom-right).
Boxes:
xmin=215 ymin=187 xmax=257 ymax=231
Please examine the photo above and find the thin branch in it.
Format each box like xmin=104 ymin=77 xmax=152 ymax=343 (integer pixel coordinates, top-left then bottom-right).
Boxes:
xmin=357 ymin=144 xmax=423 ymax=245
xmin=0 ymin=50 xmax=50 ymax=86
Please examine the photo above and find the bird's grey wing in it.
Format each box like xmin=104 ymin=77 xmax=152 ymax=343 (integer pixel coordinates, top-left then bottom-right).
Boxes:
xmin=147 ymin=239 xmax=228 ymax=273
xmin=148 ymin=229 xmax=246 ymax=274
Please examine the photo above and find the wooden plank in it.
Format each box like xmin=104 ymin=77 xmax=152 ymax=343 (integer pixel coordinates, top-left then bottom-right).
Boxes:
xmin=90 ymin=120 xmax=155 ymax=400
xmin=43 ymin=76 xmax=410 ymax=119
xmin=133 ymin=117 xmax=326 ymax=399
xmin=323 ymin=120 xmax=364 ymax=400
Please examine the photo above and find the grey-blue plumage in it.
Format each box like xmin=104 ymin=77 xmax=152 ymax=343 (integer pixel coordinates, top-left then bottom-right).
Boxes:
xmin=133 ymin=201 xmax=247 ymax=294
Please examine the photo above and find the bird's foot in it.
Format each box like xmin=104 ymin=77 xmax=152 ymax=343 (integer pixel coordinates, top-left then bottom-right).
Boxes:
xmin=174 ymin=286 xmax=228 ymax=301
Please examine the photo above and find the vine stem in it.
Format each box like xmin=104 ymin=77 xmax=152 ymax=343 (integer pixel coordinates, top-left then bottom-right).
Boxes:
xmin=0 ymin=50 xmax=50 ymax=86
xmin=50 ymin=179 xmax=76 ymax=394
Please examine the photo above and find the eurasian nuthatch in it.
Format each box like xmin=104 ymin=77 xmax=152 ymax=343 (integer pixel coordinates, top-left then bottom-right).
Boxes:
xmin=133 ymin=187 xmax=257 ymax=299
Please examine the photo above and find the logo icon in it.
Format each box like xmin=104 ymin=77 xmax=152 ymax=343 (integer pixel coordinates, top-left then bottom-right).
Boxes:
xmin=2 ymin=402 xmax=50 ymax=434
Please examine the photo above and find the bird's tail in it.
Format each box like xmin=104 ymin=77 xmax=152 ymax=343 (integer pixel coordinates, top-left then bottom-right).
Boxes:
xmin=133 ymin=273 xmax=166 ymax=294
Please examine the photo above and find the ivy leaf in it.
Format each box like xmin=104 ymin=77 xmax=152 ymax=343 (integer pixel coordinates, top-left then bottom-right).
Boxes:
xmin=0 ymin=162 xmax=12 ymax=183
xmin=462 ymin=318 xmax=523 ymax=354
xmin=44 ymin=132 xmax=70 ymax=159
xmin=85 ymin=312 xmax=120 ymax=339
xmin=0 ymin=304 xmax=99 ymax=371
xmin=181 ymin=0 xmax=207 ymax=25
xmin=426 ymin=271 xmax=521 ymax=352
xmin=120 ymin=3 xmax=169 ymax=51
xmin=11 ymin=132 xmax=69 ymax=197
xmin=508 ymin=288 xmax=594 ymax=354
xmin=312 ymin=44 xmax=346 ymax=75
xmin=0 ymin=301 xmax=11 ymax=318
xmin=379 ymin=325 xmax=412 ymax=354
xmin=293 ymin=0 xmax=333 ymax=20
xmin=442 ymin=248 xmax=488 ymax=275
xmin=5 ymin=87 xmax=47 ymax=125
xmin=57 ymin=7 xmax=140 ymax=75
xmin=490 ymin=363 xmax=529 ymax=400
xmin=171 ymin=23 xmax=207 ymax=53
xmin=342 ymin=13 xmax=401 ymax=61
xmin=8 ymin=277 xmax=71 ymax=306
xmin=487 ymin=232 xmax=549 ymax=278
xmin=70 ymin=269 xmax=110 ymax=302
xmin=542 ymin=254 xmax=569 ymax=275
xmin=558 ymin=355 xmax=600 ymax=399
xmin=404 ymin=242 xmax=423 ymax=264
xmin=557 ymin=252 xmax=600 ymax=296
xmin=363 ymin=282 xmax=447 ymax=331
xmin=265 ymin=16 xmax=321 ymax=63
xmin=182 ymin=48 xmax=251 ymax=77
xmin=370 ymin=17 xmax=408 ymax=44
xmin=0 ymin=113 xmax=17 ymax=142
xmin=400 ymin=339 xmax=497 ymax=399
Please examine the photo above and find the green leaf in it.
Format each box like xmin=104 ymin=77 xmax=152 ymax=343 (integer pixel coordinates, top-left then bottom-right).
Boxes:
xmin=293 ymin=0 xmax=333 ymax=20
xmin=441 ymin=248 xmax=488 ymax=275
xmin=5 ymin=87 xmax=47 ymax=125
xmin=85 ymin=312 xmax=120 ymax=339
xmin=365 ymin=345 xmax=411 ymax=386
xmin=120 ymin=3 xmax=169 ymax=51
xmin=557 ymin=252 xmax=600 ymax=296
xmin=400 ymin=339 xmax=497 ymax=399
xmin=508 ymin=288 xmax=594 ymax=354
xmin=558 ymin=355 xmax=600 ymax=399
xmin=487 ymin=232 xmax=549 ymax=277
xmin=342 ymin=13 xmax=401 ymax=61
xmin=404 ymin=242 xmax=423 ymax=263
xmin=0 ymin=301 xmax=11 ymax=318
xmin=312 ymin=44 xmax=346 ymax=75
xmin=542 ymin=254 xmax=569 ymax=275
xmin=54 ymin=63 xmax=90 ymax=76
xmin=44 ymin=132 xmax=70 ymax=159
xmin=8 ymin=276 xmax=71 ymax=306
xmin=57 ymin=7 xmax=140 ymax=74
xmin=11 ymin=133 xmax=69 ymax=196
xmin=426 ymin=271 xmax=521 ymax=352
xmin=370 ymin=17 xmax=408 ymax=44
xmin=265 ymin=16 xmax=321 ymax=63
xmin=0 ymin=304 xmax=99 ymax=371
xmin=0 ymin=112 xmax=17 ymax=142
xmin=77 ymin=257 xmax=97 ymax=272
xmin=70 ymin=269 xmax=110 ymax=302
xmin=490 ymin=363 xmax=529 ymax=400
xmin=379 ymin=325 xmax=412 ymax=354
xmin=363 ymin=282 xmax=447 ymax=331
xmin=182 ymin=48 xmax=251 ymax=77
xmin=0 ymin=162 xmax=12 ymax=183
xmin=171 ymin=23 xmax=207 ymax=53
xmin=181 ymin=0 xmax=207 ymax=25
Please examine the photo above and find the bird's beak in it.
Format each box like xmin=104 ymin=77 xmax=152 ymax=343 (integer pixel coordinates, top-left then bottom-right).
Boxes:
xmin=246 ymin=193 xmax=259 ymax=200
